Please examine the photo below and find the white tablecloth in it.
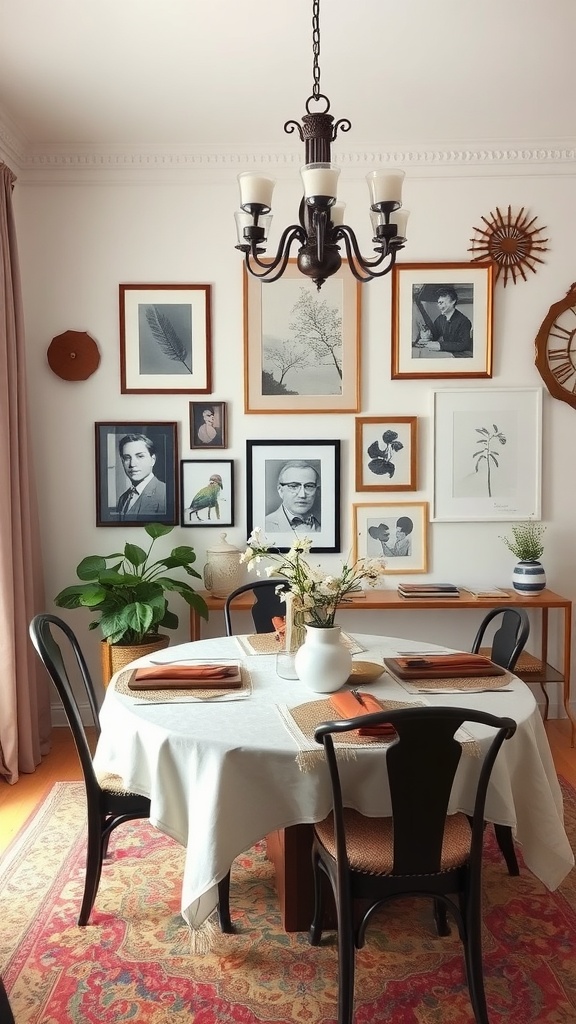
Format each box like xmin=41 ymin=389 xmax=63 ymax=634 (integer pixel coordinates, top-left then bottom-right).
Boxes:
xmin=92 ymin=634 xmax=574 ymax=929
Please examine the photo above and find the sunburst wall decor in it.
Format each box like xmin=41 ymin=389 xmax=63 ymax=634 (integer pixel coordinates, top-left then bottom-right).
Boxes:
xmin=468 ymin=205 xmax=549 ymax=287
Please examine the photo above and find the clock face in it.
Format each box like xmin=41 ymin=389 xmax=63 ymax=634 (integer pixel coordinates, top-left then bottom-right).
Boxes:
xmin=535 ymin=284 xmax=576 ymax=409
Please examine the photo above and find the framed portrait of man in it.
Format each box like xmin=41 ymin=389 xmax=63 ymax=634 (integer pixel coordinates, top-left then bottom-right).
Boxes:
xmin=95 ymin=422 xmax=178 ymax=526
xmin=246 ymin=439 xmax=340 ymax=553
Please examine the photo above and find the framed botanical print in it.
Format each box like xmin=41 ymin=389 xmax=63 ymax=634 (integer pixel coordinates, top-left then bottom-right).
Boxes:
xmin=243 ymin=260 xmax=360 ymax=413
xmin=391 ymin=262 xmax=494 ymax=380
xmin=246 ymin=439 xmax=340 ymax=552
xmin=189 ymin=401 xmax=227 ymax=450
xmin=120 ymin=283 xmax=212 ymax=394
xmin=353 ymin=501 xmax=429 ymax=574
xmin=180 ymin=459 xmax=234 ymax=527
xmin=355 ymin=416 xmax=417 ymax=491
xmin=432 ymin=388 xmax=542 ymax=521
xmin=95 ymin=422 xmax=178 ymax=526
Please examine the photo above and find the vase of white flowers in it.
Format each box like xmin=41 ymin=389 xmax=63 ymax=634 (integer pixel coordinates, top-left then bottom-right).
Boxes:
xmin=240 ymin=529 xmax=386 ymax=692
xmin=501 ymin=520 xmax=547 ymax=595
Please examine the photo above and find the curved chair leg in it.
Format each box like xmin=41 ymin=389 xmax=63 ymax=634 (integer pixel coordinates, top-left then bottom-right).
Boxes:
xmin=494 ymin=824 xmax=520 ymax=876
xmin=336 ymin=894 xmax=356 ymax=1024
xmin=79 ymin=817 xmax=105 ymax=926
xmin=433 ymin=898 xmax=451 ymax=937
xmin=217 ymin=870 xmax=234 ymax=933
xmin=463 ymin=912 xmax=490 ymax=1024
xmin=309 ymin=849 xmax=324 ymax=946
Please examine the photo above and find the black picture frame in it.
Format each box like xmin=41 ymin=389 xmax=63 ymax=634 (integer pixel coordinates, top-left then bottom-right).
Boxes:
xmin=189 ymin=401 xmax=227 ymax=450
xmin=246 ymin=439 xmax=340 ymax=553
xmin=95 ymin=422 xmax=178 ymax=527
xmin=180 ymin=459 xmax=234 ymax=527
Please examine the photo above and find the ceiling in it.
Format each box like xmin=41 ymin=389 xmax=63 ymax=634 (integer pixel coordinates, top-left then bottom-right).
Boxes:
xmin=0 ymin=0 xmax=574 ymax=164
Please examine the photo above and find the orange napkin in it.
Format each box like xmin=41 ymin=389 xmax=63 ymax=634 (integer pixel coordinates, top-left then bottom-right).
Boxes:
xmin=271 ymin=616 xmax=286 ymax=641
xmin=329 ymin=691 xmax=397 ymax=738
xmin=129 ymin=664 xmax=243 ymax=690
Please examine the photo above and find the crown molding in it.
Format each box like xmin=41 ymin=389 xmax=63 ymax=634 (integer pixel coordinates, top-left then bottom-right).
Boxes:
xmin=3 ymin=133 xmax=576 ymax=183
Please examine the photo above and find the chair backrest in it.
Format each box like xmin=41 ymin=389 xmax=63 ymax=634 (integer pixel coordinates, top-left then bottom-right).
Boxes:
xmin=315 ymin=705 xmax=516 ymax=877
xmin=471 ymin=607 xmax=530 ymax=671
xmin=224 ymin=579 xmax=288 ymax=635
xmin=29 ymin=614 xmax=102 ymax=797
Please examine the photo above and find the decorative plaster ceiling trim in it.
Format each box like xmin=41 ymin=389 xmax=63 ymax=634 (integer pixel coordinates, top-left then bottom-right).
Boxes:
xmin=5 ymin=137 xmax=576 ymax=180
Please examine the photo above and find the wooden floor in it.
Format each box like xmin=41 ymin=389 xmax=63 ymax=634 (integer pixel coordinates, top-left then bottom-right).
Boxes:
xmin=1 ymin=721 xmax=575 ymax=858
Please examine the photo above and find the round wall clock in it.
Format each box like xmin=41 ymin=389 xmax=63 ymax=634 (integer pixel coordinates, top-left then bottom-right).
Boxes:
xmin=534 ymin=282 xmax=576 ymax=409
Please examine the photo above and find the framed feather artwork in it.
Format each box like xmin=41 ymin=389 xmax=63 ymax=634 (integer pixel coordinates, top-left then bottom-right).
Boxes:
xmin=120 ymin=284 xmax=212 ymax=394
xmin=180 ymin=459 xmax=234 ymax=527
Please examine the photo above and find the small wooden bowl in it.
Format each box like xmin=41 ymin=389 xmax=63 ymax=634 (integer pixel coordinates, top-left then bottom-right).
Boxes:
xmin=346 ymin=661 xmax=385 ymax=685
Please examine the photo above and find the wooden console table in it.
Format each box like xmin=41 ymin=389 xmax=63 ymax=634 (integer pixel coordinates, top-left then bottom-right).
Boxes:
xmin=191 ymin=587 xmax=574 ymax=739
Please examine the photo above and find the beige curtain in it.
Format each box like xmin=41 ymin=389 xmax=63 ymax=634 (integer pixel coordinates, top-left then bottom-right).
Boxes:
xmin=0 ymin=162 xmax=51 ymax=784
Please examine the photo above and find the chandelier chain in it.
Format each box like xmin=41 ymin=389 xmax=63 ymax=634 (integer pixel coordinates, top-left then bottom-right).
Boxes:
xmin=311 ymin=0 xmax=321 ymax=101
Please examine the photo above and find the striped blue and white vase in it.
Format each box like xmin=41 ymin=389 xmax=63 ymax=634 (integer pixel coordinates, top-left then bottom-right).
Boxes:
xmin=511 ymin=560 xmax=547 ymax=595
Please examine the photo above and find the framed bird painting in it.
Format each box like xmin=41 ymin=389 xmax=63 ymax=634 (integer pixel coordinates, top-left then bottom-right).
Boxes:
xmin=119 ymin=283 xmax=212 ymax=394
xmin=180 ymin=460 xmax=234 ymax=527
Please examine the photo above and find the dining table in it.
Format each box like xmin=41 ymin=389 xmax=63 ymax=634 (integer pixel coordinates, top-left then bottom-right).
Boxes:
xmin=92 ymin=631 xmax=574 ymax=937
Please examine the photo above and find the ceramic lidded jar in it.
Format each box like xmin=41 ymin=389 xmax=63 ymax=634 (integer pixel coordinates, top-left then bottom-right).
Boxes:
xmin=203 ymin=532 xmax=243 ymax=599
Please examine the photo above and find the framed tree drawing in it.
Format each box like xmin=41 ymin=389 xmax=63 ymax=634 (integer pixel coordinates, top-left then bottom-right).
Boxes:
xmin=246 ymin=439 xmax=340 ymax=552
xmin=353 ymin=502 xmax=429 ymax=574
xmin=355 ymin=416 xmax=417 ymax=491
xmin=244 ymin=260 xmax=360 ymax=413
xmin=180 ymin=459 xmax=234 ymax=527
xmin=432 ymin=388 xmax=542 ymax=521
xmin=120 ymin=283 xmax=212 ymax=394
xmin=391 ymin=262 xmax=494 ymax=380
xmin=95 ymin=422 xmax=178 ymax=527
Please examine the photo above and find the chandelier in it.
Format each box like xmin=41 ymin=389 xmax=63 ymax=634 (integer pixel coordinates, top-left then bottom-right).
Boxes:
xmin=234 ymin=0 xmax=408 ymax=290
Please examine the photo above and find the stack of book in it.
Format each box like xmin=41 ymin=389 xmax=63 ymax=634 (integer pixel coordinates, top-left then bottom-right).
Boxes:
xmin=397 ymin=583 xmax=460 ymax=599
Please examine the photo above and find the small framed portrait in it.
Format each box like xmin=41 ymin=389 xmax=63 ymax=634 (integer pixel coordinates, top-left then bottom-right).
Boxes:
xmin=391 ymin=262 xmax=494 ymax=380
xmin=355 ymin=416 xmax=417 ymax=491
xmin=189 ymin=401 xmax=227 ymax=450
xmin=95 ymin=422 xmax=178 ymax=527
xmin=180 ymin=460 xmax=234 ymax=527
xmin=246 ymin=439 xmax=340 ymax=553
xmin=353 ymin=502 xmax=429 ymax=574
xmin=119 ymin=283 xmax=212 ymax=394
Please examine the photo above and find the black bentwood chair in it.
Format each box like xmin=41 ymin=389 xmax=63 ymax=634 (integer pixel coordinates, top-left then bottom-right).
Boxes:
xmin=224 ymin=579 xmax=289 ymax=636
xmin=29 ymin=614 xmax=233 ymax=931
xmin=309 ymin=705 xmax=516 ymax=1024
xmin=471 ymin=606 xmax=530 ymax=875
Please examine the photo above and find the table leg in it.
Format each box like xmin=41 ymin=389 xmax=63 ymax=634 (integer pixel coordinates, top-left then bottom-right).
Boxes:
xmin=562 ymin=604 xmax=575 ymax=747
xmin=266 ymin=825 xmax=335 ymax=932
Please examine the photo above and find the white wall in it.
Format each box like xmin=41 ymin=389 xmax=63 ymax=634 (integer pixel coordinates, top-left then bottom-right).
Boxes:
xmin=12 ymin=158 xmax=576 ymax=713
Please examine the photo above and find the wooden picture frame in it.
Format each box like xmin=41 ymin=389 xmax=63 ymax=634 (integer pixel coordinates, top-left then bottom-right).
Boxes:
xmin=243 ymin=260 xmax=361 ymax=413
xmin=120 ymin=283 xmax=212 ymax=394
xmin=189 ymin=401 xmax=227 ymax=450
xmin=391 ymin=262 xmax=494 ymax=379
xmin=353 ymin=502 xmax=429 ymax=574
xmin=246 ymin=439 xmax=340 ymax=552
xmin=95 ymin=422 xmax=178 ymax=527
xmin=355 ymin=416 xmax=417 ymax=491
xmin=432 ymin=387 xmax=542 ymax=521
xmin=180 ymin=459 xmax=234 ymax=527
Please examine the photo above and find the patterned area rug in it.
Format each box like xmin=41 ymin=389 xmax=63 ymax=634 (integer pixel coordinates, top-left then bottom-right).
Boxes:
xmin=1 ymin=781 xmax=576 ymax=1023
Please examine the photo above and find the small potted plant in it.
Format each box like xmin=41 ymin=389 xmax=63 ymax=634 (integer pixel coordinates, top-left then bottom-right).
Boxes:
xmin=500 ymin=520 xmax=547 ymax=594
xmin=54 ymin=523 xmax=208 ymax=683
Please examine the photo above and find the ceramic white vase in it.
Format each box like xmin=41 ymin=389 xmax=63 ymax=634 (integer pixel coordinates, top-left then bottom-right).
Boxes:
xmin=512 ymin=559 xmax=547 ymax=595
xmin=294 ymin=624 xmax=352 ymax=693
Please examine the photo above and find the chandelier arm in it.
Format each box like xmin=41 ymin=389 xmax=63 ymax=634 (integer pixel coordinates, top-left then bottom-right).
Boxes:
xmin=337 ymin=226 xmax=400 ymax=281
xmin=245 ymin=226 xmax=306 ymax=282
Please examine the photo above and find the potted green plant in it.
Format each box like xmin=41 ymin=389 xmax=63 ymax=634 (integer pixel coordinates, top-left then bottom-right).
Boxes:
xmin=54 ymin=523 xmax=208 ymax=682
xmin=500 ymin=520 xmax=547 ymax=594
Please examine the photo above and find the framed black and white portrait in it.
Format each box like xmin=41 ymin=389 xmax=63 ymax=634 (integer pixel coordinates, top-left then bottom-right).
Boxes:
xmin=95 ymin=422 xmax=178 ymax=526
xmin=246 ymin=439 xmax=340 ymax=552
xmin=180 ymin=459 xmax=234 ymax=527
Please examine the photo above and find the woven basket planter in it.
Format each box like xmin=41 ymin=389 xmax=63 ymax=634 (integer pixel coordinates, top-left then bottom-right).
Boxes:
xmin=100 ymin=634 xmax=170 ymax=688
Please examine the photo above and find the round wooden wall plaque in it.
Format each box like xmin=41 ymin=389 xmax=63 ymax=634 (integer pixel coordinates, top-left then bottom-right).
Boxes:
xmin=47 ymin=330 xmax=100 ymax=381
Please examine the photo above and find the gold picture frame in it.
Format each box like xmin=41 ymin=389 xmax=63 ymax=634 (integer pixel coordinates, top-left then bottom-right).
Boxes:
xmin=355 ymin=416 xmax=417 ymax=492
xmin=243 ymin=260 xmax=361 ymax=413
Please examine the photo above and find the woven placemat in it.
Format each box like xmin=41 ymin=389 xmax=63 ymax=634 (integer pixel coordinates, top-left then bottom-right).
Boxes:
xmin=113 ymin=665 xmax=252 ymax=702
xmin=479 ymin=647 xmax=542 ymax=673
xmin=239 ymin=631 xmax=364 ymax=656
xmin=393 ymin=669 xmax=514 ymax=692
